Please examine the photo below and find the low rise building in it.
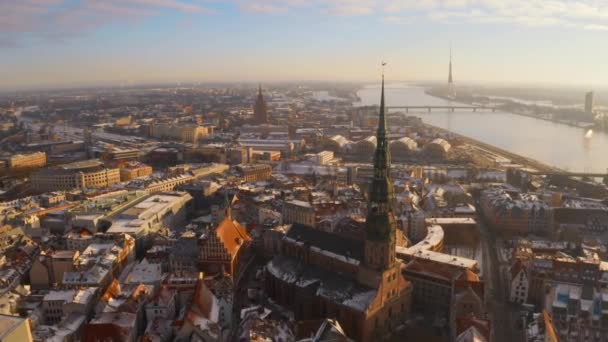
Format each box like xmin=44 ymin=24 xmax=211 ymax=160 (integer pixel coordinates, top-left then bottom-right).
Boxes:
xmin=480 ymin=188 xmax=552 ymax=235
xmin=31 ymin=159 xmax=120 ymax=192
xmin=42 ymin=290 xmax=76 ymax=324
xmin=238 ymin=138 xmax=298 ymax=154
xmin=106 ymin=192 xmax=192 ymax=252
xmin=1 ymin=152 xmax=47 ymax=170
xmin=29 ymin=250 xmax=79 ymax=290
xmin=119 ymin=162 xmax=153 ymax=181
xmin=282 ymin=200 xmax=315 ymax=227
xmin=233 ymin=164 xmax=272 ymax=183
xmin=313 ymin=151 xmax=334 ymax=165
xmin=151 ymin=122 xmax=212 ymax=143
xmin=82 ymin=312 xmax=138 ymax=342
xmin=547 ymin=282 xmax=608 ymax=341
xmin=123 ymin=259 xmax=163 ymax=288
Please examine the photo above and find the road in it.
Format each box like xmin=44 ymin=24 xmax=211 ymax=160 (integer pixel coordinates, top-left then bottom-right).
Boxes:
xmin=478 ymin=207 xmax=524 ymax=342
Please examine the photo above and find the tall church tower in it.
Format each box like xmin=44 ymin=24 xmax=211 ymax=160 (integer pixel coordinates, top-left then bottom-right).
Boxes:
xmin=364 ymin=73 xmax=398 ymax=271
xmin=253 ymin=84 xmax=269 ymax=124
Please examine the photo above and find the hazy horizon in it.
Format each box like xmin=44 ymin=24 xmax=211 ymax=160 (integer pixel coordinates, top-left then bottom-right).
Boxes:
xmin=2 ymin=79 xmax=607 ymax=96
xmin=2 ymin=0 xmax=608 ymax=91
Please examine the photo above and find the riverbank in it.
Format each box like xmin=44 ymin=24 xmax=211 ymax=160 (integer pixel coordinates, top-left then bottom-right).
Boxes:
xmin=357 ymin=84 xmax=608 ymax=173
xmin=424 ymin=122 xmax=563 ymax=173
xmin=424 ymin=89 xmax=594 ymax=130
xmin=413 ymin=91 xmax=564 ymax=172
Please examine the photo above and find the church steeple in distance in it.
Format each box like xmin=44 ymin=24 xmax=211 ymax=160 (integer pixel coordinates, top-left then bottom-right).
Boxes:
xmin=364 ymin=64 xmax=398 ymax=271
xmin=254 ymin=84 xmax=269 ymax=124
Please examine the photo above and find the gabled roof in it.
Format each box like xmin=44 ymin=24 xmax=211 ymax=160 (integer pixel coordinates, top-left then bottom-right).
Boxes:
xmin=510 ymin=259 xmax=527 ymax=280
xmin=296 ymin=318 xmax=352 ymax=341
xmin=404 ymin=259 xmax=465 ymax=281
xmin=286 ymin=223 xmax=363 ymax=262
xmin=456 ymin=314 xmax=491 ymax=342
xmin=215 ymin=216 xmax=251 ymax=259
xmin=455 ymin=325 xmax=487 ymax=342
xmin=542 ymin=310 xmax=559 ymax=342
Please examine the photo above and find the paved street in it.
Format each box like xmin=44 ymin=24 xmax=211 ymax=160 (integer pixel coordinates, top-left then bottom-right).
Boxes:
xmin=478 ymin=206 xmax=524 ymax=342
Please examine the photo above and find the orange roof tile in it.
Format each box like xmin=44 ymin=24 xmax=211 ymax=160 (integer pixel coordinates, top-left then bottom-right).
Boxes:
xmin=543 ymin=310 xmax=559 ymax=342
xmin=215 ymin=217 xmax=251 ymax=260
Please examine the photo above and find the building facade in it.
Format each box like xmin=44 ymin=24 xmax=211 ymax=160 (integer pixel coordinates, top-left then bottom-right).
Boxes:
xmin=119 ymin=162 xmax=153 ymax=181
xmin=234 ymin=164 xmax=272 ymax=183
xmin=480 ymin=188 xmax=552 ymax=235
xmin=1 ymin=152 xmax=47 ymax=170
xmin=282 ymin=200 xmax=315 ymax=226
xmin=31 ymin=160 xmax=120 ymax=192
xmin=200 ymin=214 xmax=252 ymax=281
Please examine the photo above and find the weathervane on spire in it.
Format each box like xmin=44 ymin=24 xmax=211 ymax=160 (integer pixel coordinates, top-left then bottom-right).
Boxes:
xmin=381 ymin=61 xmax=387 ymax=76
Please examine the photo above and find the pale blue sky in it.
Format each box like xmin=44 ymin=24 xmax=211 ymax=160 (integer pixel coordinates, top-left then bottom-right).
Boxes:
xmin=1 ymin=0 xmax=608 ymax=91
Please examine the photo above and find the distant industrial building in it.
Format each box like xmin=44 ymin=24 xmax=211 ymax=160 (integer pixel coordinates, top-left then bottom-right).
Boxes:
xmin=324 ymin=134 xmax=351 ymax=152
xmin=425 ymin=138 xmax=451 ymax=160
xmin=238 ymin=138 xmax=298 ymax=155
xmin=389 ymin=137 xmax=418 ymax=161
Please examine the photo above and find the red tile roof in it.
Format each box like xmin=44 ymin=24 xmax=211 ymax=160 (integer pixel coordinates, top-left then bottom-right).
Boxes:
xmin=215 ymin=217 xmax=251 ymax=260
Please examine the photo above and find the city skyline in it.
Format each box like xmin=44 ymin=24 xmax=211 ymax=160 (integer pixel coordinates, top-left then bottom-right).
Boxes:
xmin=2 ymin=0 xmax=608 ymax=91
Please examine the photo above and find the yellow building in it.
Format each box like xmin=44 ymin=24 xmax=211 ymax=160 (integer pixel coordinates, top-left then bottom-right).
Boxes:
xmin=151 ymin=123 xmax=212 ymax=143
xmin=31 ymin=159 xmax=120 ymax=192
xmin=115 ymin=115 xmax=132 ymax=126
xmin=119 ymin=162 xmax=153 ymax=181
xmin=2 ymin=152 xmax=46 ymax=170
xmin=0 ymin=314 xmax=33 ymax=342
xmin=234 ymin=164 xmax=272 ymax=182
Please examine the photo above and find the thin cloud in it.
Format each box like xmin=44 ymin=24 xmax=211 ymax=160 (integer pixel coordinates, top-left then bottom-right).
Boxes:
xmin=239 ymin=0 xmax=608 ymax=31
xmin=0 ymin=0 xmax=214 ymax=47
xmin=4 ymin=0 xmax=608 ymax=47
xmin=383 ymin=16 xmax=413 ymax=24
xmin=240 ymin=3 xmax=289 ymax=14
xmin=585 ymin=24 xmax=608 ymax=31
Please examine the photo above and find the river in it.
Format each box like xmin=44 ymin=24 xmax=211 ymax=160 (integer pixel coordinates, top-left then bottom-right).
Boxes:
xmin=356 ymin=84 xmax=608 ymax=174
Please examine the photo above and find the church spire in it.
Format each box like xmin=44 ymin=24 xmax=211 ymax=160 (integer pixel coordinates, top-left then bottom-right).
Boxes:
xmin=254 ymin=84 xmax=269 ymax=124
xmin=364 ymin=65 xmax=397 ymax=270
xmin=373 ymin=69 xmax=390 ymax=182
